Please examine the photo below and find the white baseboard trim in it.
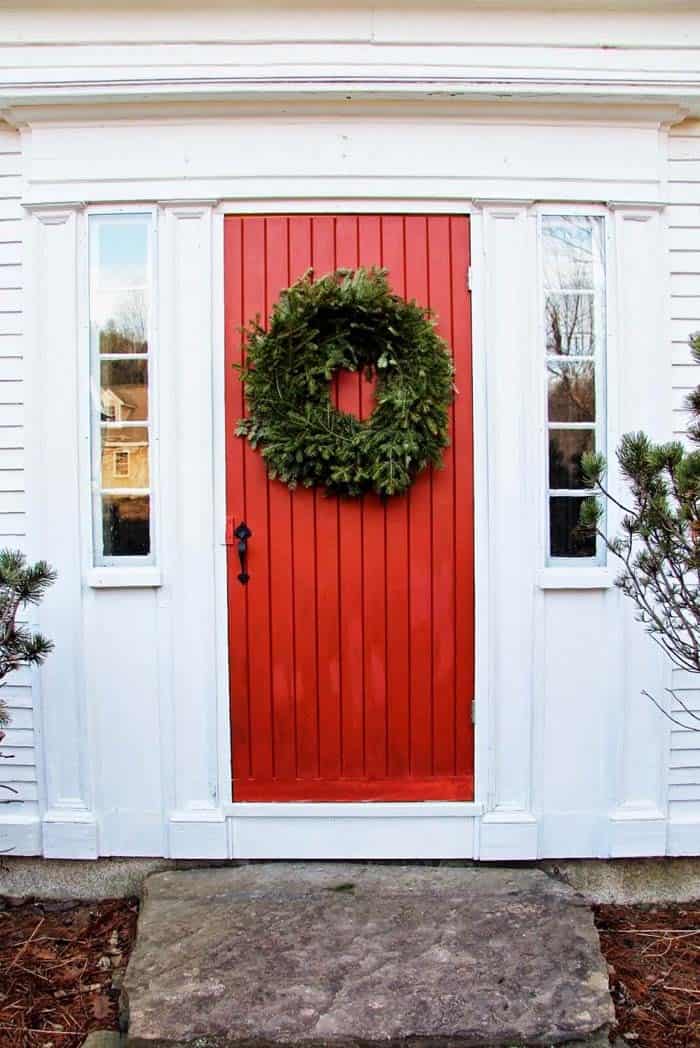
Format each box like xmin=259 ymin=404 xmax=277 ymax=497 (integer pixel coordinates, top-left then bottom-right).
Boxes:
xmin=0 ymin=814 xmax=42 ymax=856
xmin=667 ymin=820 xmax=700 ymax=856
xmin=608 ymin=808 xmax=668 ymax=858
xmin=477 ymin=811 xmax=539 ymax=860
xmin=168 ymin=811 xmax=228 ymax=859
xmin=42 ymin=811 xmax=99 ymax=859
xmin=230 ymin=812 xmax=479 ymax=859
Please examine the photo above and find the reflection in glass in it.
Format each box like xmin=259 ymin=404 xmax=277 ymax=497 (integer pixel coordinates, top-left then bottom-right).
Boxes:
xmin=102 ymin=495 xmax=150 ymax=557
xmin=547 ymin=361 xmax=595 ymax=423
xmin=550 ymin=497 xmax=595 ymax=558
xmin=95 ymin=289 xmax=148 ymax=354
xmin=101 ymin=426 xmax=149 ymax=489
xmin=542 ymin=216 xmax=600 ymax=290
xmin=96 ymin=219 xmax=148 ymax=289
xmin=549 ymin=429 xmax=594 ymax=489
xmin=100 ymin=359 xmax=148 ymax=421
xmin=546 ymin=293 xmax=594 ymax=356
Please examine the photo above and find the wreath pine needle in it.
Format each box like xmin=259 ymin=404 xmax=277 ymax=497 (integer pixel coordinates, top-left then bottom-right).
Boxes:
xmin=236 ymin=267 xmax=455 ymax=497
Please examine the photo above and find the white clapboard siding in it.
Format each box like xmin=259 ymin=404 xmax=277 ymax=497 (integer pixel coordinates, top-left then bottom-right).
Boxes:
xmin=668 ymin=664 xmax=700 ymax=817
xmin=0 ymin=120 xmax=35 ymax=817
xmin=667 ymin=125 xmax=700 ymax=815
xmin=670 ymin=123 xmax=700 ymax=449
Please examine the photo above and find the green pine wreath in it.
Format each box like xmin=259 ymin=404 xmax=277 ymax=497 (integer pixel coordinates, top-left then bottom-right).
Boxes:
xmin=235 ymin=267 xmax=455 ymax=497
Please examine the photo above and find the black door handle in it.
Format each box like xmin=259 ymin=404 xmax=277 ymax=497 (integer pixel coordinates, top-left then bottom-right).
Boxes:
xmin=234 ymin=521 xmax=252 ymax=585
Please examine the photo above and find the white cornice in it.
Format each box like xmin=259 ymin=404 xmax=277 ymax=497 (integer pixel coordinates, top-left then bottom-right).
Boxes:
xmin=0 ymin=87 xmax=691 ymax=129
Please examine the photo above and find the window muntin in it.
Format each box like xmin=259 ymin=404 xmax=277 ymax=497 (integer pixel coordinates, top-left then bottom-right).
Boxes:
xmin=89 ymin=213 xmax=154 ymax=564
xmin=542 ymin=215 xmax=606 ymax=564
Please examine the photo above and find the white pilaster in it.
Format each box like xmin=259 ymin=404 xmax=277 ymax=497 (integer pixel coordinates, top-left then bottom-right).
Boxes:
xmin=473 ymin=202 xmax=539 ymax=860
xmin=607 ymin=203 xmax=669 ymax=857
xmin=26 ymin=203 xmax=98 ymax=858
xmin=158 ymin=202 xmax=227 ymax=858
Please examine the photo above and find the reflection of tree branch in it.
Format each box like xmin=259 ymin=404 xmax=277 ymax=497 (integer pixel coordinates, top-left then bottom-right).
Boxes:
xmin=547 ymin=361 xmax=594 ymax=421
xmin=100 ymin=290 xmax=147 ymax=353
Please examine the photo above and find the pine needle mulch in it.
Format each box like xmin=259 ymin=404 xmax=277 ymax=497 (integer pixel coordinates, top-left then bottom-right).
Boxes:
xmin=596 ymin=903 xmax=700 ymax=1047
xmin=0 ymin=897 xmax=138 ymax=1047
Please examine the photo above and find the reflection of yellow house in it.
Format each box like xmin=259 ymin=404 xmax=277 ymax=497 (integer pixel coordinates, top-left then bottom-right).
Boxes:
xmin=100 ymin=383 xmax=147 ymax=423
xmin=102 ymin=436 xmax=149 ymax=488
xmin=101 ymin=383 xmax=149 ymax=489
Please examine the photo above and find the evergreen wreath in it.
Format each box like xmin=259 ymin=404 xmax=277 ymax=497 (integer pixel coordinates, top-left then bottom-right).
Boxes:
xmin=236 ymin=267 xmax=455 ymax=497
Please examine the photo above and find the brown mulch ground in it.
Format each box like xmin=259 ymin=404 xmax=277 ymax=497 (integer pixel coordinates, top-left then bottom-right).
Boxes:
xmin=596 ymin=902 xmax=700 ymax=1047
xmin=0 ymin=897 xmax=138 ymax=1047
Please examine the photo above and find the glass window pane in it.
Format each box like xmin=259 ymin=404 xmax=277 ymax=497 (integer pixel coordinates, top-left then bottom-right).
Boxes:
xmin=102 ymin=495 xmax=150 ymax=557
xmin=100 ymin=359 xmax=148 ymax=422
xmin=101 ymin=426 xmax=149 ymax=489
xmin=94 ymin=288 xmax=148 ymax=354
xmin=546 ymin=293 xmax=595 ymax=356
xmin=549 ymin=429 xmax=594 ymax=489
xmin=95 ymin=219 xmax=148 ymax=289
xmin=547 ymin=361 xmax=595 ymax=423
xmin=550 ymin=497 xmax=596 ymax=558
xmin=542 ymin=216 xmax=600 ymax=290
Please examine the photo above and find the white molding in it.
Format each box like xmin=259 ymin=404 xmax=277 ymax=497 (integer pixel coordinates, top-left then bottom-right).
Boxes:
xmin=225 ymin=802 xmax=483 ymax=818
xmin=536 ymin=568 xmax=615 ymax=590
xmin=87 ymin=567 xmax=162 ymax=589
xmin=230 ymin=811 xmax=480 ymax=860
xmin=211 ymin=210 xmax=233 ymax=811
xmin=23 ymin=201 xmax=86 ymax=220
xmin=469 ymin=210 xmax=491 ymax=818
xmin=0 ymin=76 xmax=695 ymax=114
xmin=607 ymin=200 xmax=668 ymax=213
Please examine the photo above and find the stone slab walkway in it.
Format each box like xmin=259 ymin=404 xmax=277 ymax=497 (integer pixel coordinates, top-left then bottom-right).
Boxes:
xmin=123 ymin=864 xmax=614 ymax=1048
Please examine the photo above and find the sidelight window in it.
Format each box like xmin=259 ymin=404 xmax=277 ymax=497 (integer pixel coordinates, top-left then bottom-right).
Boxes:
xmin=89 ymin=213 xmax=155 ymax=563
xmin=542 ymin=214 xmax=606 ymax=564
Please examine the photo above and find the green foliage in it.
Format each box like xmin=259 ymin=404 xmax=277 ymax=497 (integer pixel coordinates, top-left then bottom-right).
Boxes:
xmin=236 ymin=267 xmax=455 ymax=497
xmin=0 ymin=550 xmax=56 ymax=732
xmin=580 ymin=332 xmax=700 ymax=675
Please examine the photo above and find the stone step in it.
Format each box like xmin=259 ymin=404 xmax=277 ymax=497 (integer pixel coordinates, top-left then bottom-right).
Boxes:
xmin=123 ymin=864 xmax=614 ymax=1048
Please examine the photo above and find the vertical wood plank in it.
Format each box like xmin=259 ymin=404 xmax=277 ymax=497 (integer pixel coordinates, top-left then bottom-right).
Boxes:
xmin=450 ymin=216 xmax=475 ymax=776
xmin=381 ymin=216 xmax=411 ymax=778
xmin=241 ymin=217 xmax=274 ymax=782
xmin=225 ymin=216 xmax=251 ymax=786
xmin=358 ymin=216 xmax=387 ymax=780
xmin=404 ymin=216 xmax=434 ymax=778
xmin=335 ymin=216 xmax=364 ymax=778
xmin=288 ymin=217 xmax=319 ymax=779
xmin=427 ymin=215 xmax=457 ymax=776
xmin=265 ymin=216 xmax=297 ymax=781
xmin=312 ymin=216 xmax=342 ymax=780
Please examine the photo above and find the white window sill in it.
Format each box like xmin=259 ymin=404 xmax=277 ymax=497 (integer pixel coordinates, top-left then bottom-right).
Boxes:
xmin=536 ymin=567 xmax=614 ymax=590
xmin=87 ymin=567 xmax=162 ymax=589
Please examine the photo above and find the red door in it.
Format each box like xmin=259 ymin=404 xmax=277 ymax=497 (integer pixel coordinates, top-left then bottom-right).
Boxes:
xmin=225 ymin=215 xmax=474 ymax=801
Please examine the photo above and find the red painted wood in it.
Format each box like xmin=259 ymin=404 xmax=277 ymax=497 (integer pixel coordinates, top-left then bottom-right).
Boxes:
xmin=334 ymin=217 xmax=365 ymax=780
xmin=225 ymin=214 xmax=474 ymax=802
xmin=311 ymin=217 xmax=342 ymax=781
